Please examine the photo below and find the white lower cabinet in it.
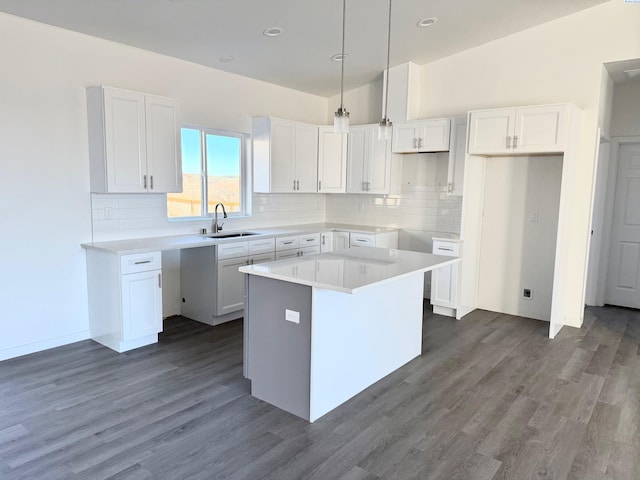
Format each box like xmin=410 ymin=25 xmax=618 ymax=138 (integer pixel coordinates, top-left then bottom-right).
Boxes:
xmin=349 ymin=230 xmax=399 ymax=249
xmin=333 ymin=232 xmax=350 ymax=251
xmin=181 ymin=238 xmax=277 ymax=324
xmin=276 ymin=233 xmax=321 ymax=259
xmin=320 ymin=231 xmax=334 ymax=252
xmin=430 ymin=239 xmax=460 ymax=317
xmin=87 ymin=250 xmax=163 ymax=353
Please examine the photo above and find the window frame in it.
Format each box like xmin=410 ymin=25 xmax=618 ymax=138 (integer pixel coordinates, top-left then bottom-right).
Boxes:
xmin=168 ymin=125 xmax=251 ymax=221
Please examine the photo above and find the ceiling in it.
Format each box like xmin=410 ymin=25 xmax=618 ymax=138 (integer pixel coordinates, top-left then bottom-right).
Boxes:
xmin=0 ymin=0 xmax=612 ymax=97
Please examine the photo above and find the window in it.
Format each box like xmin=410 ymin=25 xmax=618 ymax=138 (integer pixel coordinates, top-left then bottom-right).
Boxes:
xmin=168 ymin=127 xmax=248 ymax=219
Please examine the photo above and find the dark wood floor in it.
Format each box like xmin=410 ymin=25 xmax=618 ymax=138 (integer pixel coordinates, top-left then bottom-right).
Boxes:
xmin=1 ymin=305 xmax=639 ymax=480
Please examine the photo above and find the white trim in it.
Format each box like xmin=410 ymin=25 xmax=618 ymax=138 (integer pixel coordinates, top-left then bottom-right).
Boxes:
xmin=0 ymin=331 xmax=90 ymax=362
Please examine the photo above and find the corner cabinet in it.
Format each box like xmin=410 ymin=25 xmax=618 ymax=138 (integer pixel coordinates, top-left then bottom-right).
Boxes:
xmin=392 ymin=118 xmax=451 ymax=153
xmin=87 ymin=86 xmax=182 ymax=193
xmin=467 ymin=104 xmax=568 ymax=155
xmin=86 ymin=251 xmax=163 ymax=353
xmin=317 ymin=127 xmax=348 ymax=193
xmin=253 ymin=117 xmax=318 ymax=193
xmin=347 ymin=124 xmax=400 ymax=194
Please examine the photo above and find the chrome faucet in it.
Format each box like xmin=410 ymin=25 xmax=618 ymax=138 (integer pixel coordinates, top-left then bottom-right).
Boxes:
xmin=213 ymin=203 xmax=227 ymax=233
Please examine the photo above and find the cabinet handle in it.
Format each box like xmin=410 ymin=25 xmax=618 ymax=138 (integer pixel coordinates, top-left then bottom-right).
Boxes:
xmin=438 ymin=247 xmax=454 ymax=252
xmin=296 ymin=180 xmax=300 ymax=190
xmin=134 ymin=260 xmax=151 ymax=265
xmin=366 ymin=182 xmax=370 ymax=191
xmin=513 ymin=136 xmax=518 ymax=149
xmin=150 ymin=175 xmax=154 ymax=190
xmin=318 ymin=180 xmax=322 ymax=191
xmin=143 ymin=175 xmax=147 ymax=189
xmin=292 ymin=180 xmax=296 ymax=191
xmin=322 ymin=235 xmax=325 ymax=245
xmin=447 ymin=182 xmax=453 ymax=193
xmin=158 ymin=273 xmax=162 ymax=288
xmin=413 ymin=138 xmax=417 ymax=149
xmin=506 ymin=136 xmax=512 ymax=149
xmin=306 ymin=238 xmax=314 ymax=242
xmin=283 ymin=241 xmax=294 ymax=245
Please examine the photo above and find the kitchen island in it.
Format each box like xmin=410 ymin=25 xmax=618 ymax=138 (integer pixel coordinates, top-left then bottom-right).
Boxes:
xmin=240 ymin=247 xmax=459 ymax=422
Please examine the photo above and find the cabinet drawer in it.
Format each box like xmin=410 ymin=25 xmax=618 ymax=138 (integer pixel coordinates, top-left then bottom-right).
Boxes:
xmin=350 ymin=233 xmax=375 ymax=247
xmin=120 ymin=252 xmax=161 ymax=274
xmin=217 ymin=241 xmax=249 ymax=260
xmin=298 ymin=233 xmax=320 ymax=247
xmin=248 ymin=237 xmax=275 ymax=255
xmin=300 ymin=245 xmax=320 ymax=256
xmin=433 ymin=240 xmax=460 ymax=257
xmin=276 ymin=235 xmax=300 ymax=251
xmin=275 ymin=249 xmax=300 ymax=260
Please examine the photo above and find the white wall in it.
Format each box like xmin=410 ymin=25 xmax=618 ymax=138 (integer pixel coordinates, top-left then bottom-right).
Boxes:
xmin=0 ymin=12 xmax=328 ymax=360
xmin=610 ymin=81 xmax=640 ymax=136
xmin=477 ymin=156 xmax=563 ymax=321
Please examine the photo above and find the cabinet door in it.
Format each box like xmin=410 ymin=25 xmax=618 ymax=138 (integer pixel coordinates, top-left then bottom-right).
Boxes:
xmin=391 ymin=122 xmax=419 ymax=153
xmin=417 ymin=118 xmax=451 ymax=152
xmin=121 ymin=270 xmax=162 ymax=340
xmin=447 ymin=117 xmax=468 ymax=196
xmin=467 ymin=108 xmax=515 ymax=155
xmin=294 ymin=122 xmax=319 ymax=192
xmin=103 ymin=88 xmax=147 ymax=192
xmin=431 ymin=264 xmax=457 ymax=308
xmin=333 ymin=232 xmax=350 ymax=251
xmin=514 ymin=105 xmax=566 ymax=153
xmin=145 ymin=95 xmax=182 ymax=193
xmin=270 ymin=118 xmax=296 ymax=192
xmin=320 ymin=232 xmax=334 ymax=253
xmin=346 ymin=126 xmax=368 ymax=193
xmin=318 ymin=127 xmax=347 ymax=192
xmin=367 ymin=129 xmax=392 ymax=194
xmin=216 ymin=256 xmax=248 ymax=315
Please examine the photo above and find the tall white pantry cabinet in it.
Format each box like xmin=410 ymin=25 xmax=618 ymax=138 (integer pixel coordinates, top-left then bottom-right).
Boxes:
xmin=86 ymin=86 xmax=182 ymax=193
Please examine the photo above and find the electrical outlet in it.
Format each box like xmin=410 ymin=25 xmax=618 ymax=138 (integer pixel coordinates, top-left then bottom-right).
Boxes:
xmin=523 ymin=288 xmax=532 ymax=299
xmin=285 ymin=309 xmax=300 ymax=324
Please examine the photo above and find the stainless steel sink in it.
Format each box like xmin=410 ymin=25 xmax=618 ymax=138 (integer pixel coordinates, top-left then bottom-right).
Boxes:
xmin=206 ymin=232 xmax=260 ymax=239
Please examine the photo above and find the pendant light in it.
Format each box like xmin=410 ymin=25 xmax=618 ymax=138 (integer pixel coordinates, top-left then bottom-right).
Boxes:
xmin=334 ymin=0 xmax=350 ymax=133
xmin=378 ymin=0 xmax=393 ymax=141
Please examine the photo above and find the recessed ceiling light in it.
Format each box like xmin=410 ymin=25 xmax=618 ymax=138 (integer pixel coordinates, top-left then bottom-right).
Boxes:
xmin=220 ymin=56 xmax=235 ymax=63
xmin=624 ymin=68 xmax=640 ymax=80
xmin=417 ymin=17 xmax=438 ymax=27
xmin=263 ymin=27 xmax=284 ymax=37
xmin=331 ymin=53 xmax=348 ymax=62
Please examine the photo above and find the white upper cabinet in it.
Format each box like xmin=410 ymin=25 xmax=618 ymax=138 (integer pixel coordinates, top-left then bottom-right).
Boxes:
xmin=253 ymin=117 xmax=318 ymax=193
xmin=446 ymin=117 xmax=468 ymax=196
xmin=392 ymin=118 xmax=451 ymax=153
xmin=347 ymin=124 xmax=396 ymax=194
xmin=468 ymin=104 xmax=568 ymax=155
xmin=87 ymin=86 xmax=181 ymax=193
xmin=317 ymin=126 xmax=347 ymax=193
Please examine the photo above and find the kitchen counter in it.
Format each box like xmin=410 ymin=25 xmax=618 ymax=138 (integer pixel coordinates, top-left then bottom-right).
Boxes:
xmin=239 ymin=247 xmax=458 ymax=294
xmin=81 ymin=223 xmax=399 ymax=255
xmin=242 ymin=247 xmax=458 ymax=422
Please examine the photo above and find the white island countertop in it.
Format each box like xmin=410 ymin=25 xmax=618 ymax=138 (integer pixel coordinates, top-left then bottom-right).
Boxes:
xmin=239 ymin=247 xmax=459 ymax=294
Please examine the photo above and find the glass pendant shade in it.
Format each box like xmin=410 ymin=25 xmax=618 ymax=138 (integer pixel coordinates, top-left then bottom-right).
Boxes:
xmin=378 ymin=118 xmax=392 ymax=141
xmin=334 ymin=106 xmax=350 ymax=133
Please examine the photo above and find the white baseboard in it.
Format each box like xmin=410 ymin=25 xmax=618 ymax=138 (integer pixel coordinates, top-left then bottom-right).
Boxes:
xmin=0 ymin=331 xmax=90 ymax=362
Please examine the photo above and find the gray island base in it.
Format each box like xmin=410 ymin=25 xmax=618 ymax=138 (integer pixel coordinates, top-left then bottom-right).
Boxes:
xmin=241 ymin=247 xmax=459 ymax=422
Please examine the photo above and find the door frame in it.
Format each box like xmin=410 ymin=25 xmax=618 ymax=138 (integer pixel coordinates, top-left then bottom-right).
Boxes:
xmin=596 ymin=136 xmax=640 ymax=305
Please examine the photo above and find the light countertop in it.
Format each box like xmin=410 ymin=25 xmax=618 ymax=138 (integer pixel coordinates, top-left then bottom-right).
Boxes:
xmin=239 ymin=247 xmax=459 ymax=294
xmin=81 ymin=223 xmax=399 ymax=255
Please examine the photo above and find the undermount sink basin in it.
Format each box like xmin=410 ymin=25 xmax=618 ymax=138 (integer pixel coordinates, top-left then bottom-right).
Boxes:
xmin=207 ymin=232 xmax=260 ymax=239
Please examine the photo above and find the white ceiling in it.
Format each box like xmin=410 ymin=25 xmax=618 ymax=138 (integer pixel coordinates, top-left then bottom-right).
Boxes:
xmin=0 ymin=0 xmax=611 ymax=97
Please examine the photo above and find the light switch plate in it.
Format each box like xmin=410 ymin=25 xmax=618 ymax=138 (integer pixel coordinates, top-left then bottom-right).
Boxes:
xmin=285 ymin=309 xmax=300 ymax=324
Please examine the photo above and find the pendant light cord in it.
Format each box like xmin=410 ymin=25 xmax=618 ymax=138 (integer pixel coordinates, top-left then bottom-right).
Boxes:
xmin=382 ymin=0 xmax=392 ymax=120
xmin=339 ymin=0 xmax=346 ymax=109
